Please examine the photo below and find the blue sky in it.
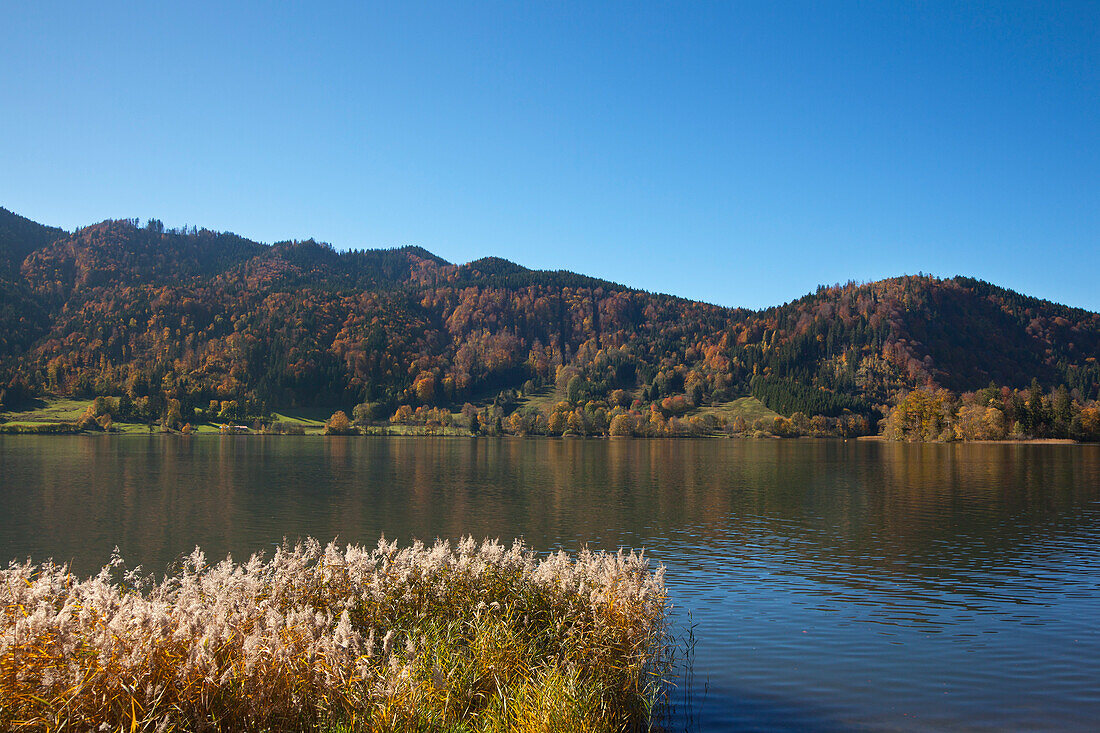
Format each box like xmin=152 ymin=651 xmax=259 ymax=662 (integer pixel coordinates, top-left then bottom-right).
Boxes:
xmin=2 ymin=2 xmax=1097 ymax=310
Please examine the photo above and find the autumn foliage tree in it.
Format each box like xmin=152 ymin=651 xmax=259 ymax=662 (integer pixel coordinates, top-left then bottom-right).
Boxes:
xmin=324 ymin=410 xmax=356 ymax=435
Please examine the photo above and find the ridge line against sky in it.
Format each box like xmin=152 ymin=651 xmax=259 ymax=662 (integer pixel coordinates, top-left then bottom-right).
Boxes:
xmin=12 ymin=203 xmax=1099 ymax=317
xmin=2 ymin=2 xmax=1097 ymax=312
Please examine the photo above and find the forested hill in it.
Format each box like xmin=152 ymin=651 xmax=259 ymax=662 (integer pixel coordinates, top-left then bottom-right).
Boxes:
xmin=1 ymin=207 xmax=1098 ymax=433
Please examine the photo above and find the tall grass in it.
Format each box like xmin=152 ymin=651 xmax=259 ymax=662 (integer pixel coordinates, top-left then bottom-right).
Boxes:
xmin=1 ymin=537 xmax=671 ymax=732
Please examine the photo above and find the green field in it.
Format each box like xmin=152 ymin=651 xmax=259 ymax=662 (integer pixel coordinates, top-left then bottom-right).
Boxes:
xmin=270 ymin=412 xmax=327 ymax=434
xmin=696 ymin=396 xmax=780 ymax=424
xmin=0 ymin=398 xmax=305 ymax=435
xmin=1 ymin=397 xmax=94 ymax=424
xmin=511 ymin=385 xmax=568 ymax=414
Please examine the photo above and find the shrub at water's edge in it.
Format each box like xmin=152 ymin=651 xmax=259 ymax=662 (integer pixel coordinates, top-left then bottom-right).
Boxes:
xmin=1 ymin=537 xmax=671 ymax=732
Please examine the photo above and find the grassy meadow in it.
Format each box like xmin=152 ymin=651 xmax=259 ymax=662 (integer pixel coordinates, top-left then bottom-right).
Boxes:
xmin=699 ymin=397 xmax=780 ymax=424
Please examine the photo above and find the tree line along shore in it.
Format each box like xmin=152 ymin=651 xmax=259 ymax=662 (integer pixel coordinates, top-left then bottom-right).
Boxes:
xmin=3 ymin=376 xmax=1098 ymax=443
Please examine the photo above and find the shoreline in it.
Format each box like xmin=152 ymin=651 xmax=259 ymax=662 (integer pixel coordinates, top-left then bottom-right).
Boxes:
xmin=0 ymin=426 xmax=1092 ymax=445
xmin=857 ymin=435 xmax=1080 ymax=445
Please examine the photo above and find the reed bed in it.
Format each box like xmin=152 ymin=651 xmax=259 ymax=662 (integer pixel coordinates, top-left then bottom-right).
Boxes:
xmin=1 ymin=537 xmax=671 ymax=732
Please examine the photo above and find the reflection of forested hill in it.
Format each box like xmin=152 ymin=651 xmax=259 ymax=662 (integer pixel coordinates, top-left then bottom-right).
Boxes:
xmin=1 ymin=208 xmax=1098 ymax=423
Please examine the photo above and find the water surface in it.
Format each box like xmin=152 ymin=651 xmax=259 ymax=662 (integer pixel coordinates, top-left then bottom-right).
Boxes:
xmin=2 ymin=436 xmax=1099 ymax=730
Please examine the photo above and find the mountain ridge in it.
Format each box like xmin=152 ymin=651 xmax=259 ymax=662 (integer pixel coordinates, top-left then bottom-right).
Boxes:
xmin=1 ymin=207 xmax=1098 ymax=435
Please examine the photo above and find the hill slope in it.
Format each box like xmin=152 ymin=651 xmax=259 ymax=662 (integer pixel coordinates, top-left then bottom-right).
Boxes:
xmin=0 ymin=209 xmax=1097 ymax=434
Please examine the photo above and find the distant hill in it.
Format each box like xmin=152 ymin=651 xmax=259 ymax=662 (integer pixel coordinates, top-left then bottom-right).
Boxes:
xmin=1 ymin=208 xmax=1098 ymax=430
xmin=0 ymin=207 xmax=65 ymax=276
xmin=0 ymin=208 xmax=66 ymax=359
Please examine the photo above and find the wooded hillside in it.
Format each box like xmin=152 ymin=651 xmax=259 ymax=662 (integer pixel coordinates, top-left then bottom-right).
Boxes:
xmin=2 ymin=207 xmax=1098 ymax=438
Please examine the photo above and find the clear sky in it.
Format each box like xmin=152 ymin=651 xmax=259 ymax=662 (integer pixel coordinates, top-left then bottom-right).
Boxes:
xmin=2 ymin=2 xmax=1097 ymax=311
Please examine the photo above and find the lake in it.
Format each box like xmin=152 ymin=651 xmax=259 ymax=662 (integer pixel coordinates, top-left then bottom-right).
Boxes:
xmin=2 ymin=436 xmax=1099 ymax=730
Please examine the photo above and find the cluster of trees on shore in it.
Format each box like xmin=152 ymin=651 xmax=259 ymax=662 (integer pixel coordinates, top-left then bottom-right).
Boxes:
xmin=883 ymin=380 xmax=1100 ymax=442
xmin=321 ymin=400 xmax=869 ymax=439
xmin=2 ymin=209 xmax=1099 ymax=442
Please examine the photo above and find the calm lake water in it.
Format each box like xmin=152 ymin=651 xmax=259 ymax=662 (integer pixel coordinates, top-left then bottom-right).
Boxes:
xmin=2 ymin=436 xmax=1099 ymax=730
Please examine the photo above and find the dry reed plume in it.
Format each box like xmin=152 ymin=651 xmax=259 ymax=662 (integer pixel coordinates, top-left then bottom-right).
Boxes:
xmin=1 ymin=537 xmax=670 ymax=732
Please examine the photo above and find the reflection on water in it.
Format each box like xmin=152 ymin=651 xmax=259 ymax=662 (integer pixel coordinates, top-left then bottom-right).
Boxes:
xmin=2 ymin=436 xmax=1099 ymax=730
